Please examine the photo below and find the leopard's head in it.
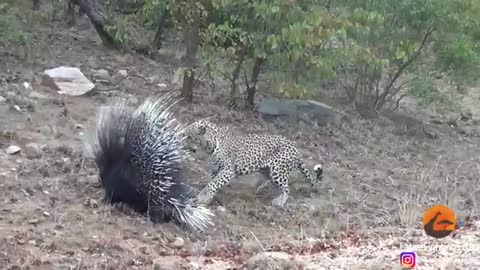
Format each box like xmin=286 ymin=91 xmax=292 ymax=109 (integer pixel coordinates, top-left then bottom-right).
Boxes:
xmin=184 ymin=119 xmax=218 ymax=152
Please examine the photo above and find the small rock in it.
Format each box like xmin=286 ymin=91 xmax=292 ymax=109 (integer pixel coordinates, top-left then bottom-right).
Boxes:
xmin=25 ymin=142 xmax=42 ymax=158
xmin=187 ymin=262 xmax=200 ymax=270
xmin=423 ymin=127 xmax=438 ymax=139
xmin=153 ymin=256 xmax=183 ymax=270
xmin=157 ymin=83 xmax=168 ymax=88
xmin=246 ymin=252 xmax=302 ymax=270
xmin=431 ymin=118 xmax=443 ymax=125
xmin=6 ymin=145 xmax=21 ymax=155
xmin=16 ymin=237 xmax=26 ymax=245
xmin=107 ymin=262 xmax=127 ymax=270
xmin=158 ymin=247 xmax=171 ymax=256
xmin=114 ymin=54 xmax=134 ymax=64
xmin=460 ymin=109 xmax=473 ymax=121
xmin=23 ymin=82 xmax=31 ymax=90
xmin=447 ymin=116 xmax=458 ymax=127
xmin=457 ymin=125 xmax=473 ymax=136
xmin=128 ymin=97 xmax=139 ymax=106
xmin=0 ymin=96 xmax=6 ymax=104
xmin=148 ymin=75 xmax=161 ymax=84
xmin=75 ymin=123 xmax=83 ymax=129
xmin=305 ymin=204 xmax=316 ymax=214
xmin=28 ymin=218 xmax=41 ymax=225
xmin=43 ymin=211 xmax=50 ymax=217
xmin=169 ymin=237 xmax=185 ymax=249
xmin=93 ymin=69 xmax=110 ymax=80
xmin=84 ymin=198 xmax=99 ymax=208
xmin=118 ymin=70 xmax=128 ymax=77
xmin=126 ymin=258 xmax=135 ymax=266
xmin=12 ymin=105 xmax=22 ymax=112
xmin=242 ymin=240 xmax=264 ymax=254
xmin=171 ymin=68 xmax=184 ymax=88
xmin=216 ymin=206 xmax=227 ymax=213
xmin=28 ymin=91 xmax=47 ymax=100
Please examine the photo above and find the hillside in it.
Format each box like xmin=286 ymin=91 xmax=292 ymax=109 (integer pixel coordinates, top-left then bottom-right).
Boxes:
xmin=0 ymin=7 xmax=479 ymax=270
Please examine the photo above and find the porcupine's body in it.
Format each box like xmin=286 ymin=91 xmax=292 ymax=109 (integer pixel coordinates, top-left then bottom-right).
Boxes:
xmin=83 ymin=95 xmax=214 ymax=232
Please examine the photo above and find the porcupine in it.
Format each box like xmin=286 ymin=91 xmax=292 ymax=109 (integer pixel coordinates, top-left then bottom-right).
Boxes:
xmin=83 ymin=95 xmax=214 ymax=232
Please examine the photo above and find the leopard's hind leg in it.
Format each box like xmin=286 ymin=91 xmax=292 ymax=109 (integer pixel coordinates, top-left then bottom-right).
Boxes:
xmin=266 ymin=159 xmax=295 ymax=208
xmin=255 ymin=167 xmax=271 ymax=194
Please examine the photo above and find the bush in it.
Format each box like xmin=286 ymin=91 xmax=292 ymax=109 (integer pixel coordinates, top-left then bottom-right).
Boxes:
xmin=68 ymin=0 xmax=480 ymax=110
xmin=0 ymin=2 xmax=32 ymax=60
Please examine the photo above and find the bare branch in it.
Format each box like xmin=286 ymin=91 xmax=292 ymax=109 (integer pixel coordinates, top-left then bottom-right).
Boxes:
xmin=243 ymin=66 xmax=250 ymax=90
xmin=375 ymin=28 xmax=434 ymax=110
xmin=394 ymin=94 xmax=408 ymax=111
xmin=385 ymin=28 xmax=435 ymax=94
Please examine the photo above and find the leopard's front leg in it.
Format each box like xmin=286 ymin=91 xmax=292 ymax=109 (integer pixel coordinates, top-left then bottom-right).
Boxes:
xmin=208 ymin=154 xmax=221 ymax=177
xmin=196 ymin=165 xmax=236 ymax=205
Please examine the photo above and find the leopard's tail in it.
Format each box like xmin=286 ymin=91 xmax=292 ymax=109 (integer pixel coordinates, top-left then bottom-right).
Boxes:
xmin=297 ymin=161 xmax=323 ymax=186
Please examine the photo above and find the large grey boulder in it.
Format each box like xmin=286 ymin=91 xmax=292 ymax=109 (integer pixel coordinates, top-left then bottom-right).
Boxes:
xmin=256 ymin=98 xmax=338 ymax=126
xmin=41 ymin=66 xmax=95 ymax=96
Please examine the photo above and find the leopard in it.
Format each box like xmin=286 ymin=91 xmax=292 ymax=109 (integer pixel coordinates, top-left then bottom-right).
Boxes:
xmin=183 ymin=119 xmax=324 ymax=208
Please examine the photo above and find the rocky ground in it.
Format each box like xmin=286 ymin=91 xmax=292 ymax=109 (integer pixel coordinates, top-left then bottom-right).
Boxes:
xmin=0 ymin=9 xmax=480 ymax=270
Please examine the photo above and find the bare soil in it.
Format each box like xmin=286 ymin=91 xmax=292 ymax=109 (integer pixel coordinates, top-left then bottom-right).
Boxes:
xmin=0 ymin=11 xmax=479 ymax=270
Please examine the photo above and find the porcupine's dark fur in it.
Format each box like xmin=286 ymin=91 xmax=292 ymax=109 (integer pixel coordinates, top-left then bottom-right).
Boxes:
xmin=83 ymin=95 xmax=214 ymax=232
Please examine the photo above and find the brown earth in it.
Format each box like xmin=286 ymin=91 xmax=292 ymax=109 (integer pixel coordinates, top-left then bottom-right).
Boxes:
xmin=0 ymin=8 xmax=479 ymax=270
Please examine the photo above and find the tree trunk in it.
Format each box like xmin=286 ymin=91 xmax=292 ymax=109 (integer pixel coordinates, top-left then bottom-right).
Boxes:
xmin=292 ymin=58 xmax=307 ymax=84
xmin=245 ymin=57 xmax=266 ymax=110
xmin=180 ymin=8 xmax=200 ymax=103
xmin=153 ymin=13 xmax=167 ymax=49
xmin=78 ymin=1 xmax=85 ymax=16
xmin=183 ymin=17 xmax=200 ymax=62
xmin=66 ymin=0 xmax=76 ymax=26
xmin=245 ymin=87 xmax=255 ymax=110
xmin=33 ymin=0 xmax=40 ymax=10
xmin=76 ymin=0 xmax=118 ymax=48
xmin=229 ymin=46 xmax=246 ymax=106
xmin=181 ymin=68 xmax=195 ymax=103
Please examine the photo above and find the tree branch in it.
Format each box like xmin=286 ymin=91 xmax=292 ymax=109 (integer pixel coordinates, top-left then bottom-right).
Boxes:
xmin=376 ymin=28 xmax=435 ymax=110
xmin=230 ymin=46 xmax=247 ymax=99
xmin=243 ymin=66 xmax=250 ymax=90
xmin=385 ymin=28 xmax=435 ymax=95
xmin=393 ymin=94 xmax=408 ymax=111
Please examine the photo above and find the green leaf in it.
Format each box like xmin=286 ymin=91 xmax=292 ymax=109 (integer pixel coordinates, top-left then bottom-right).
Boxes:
xmin=395 ymin=49 xmax=406 ymax=60
xmin=226 ymin=46 xmax=236 ymax=56
xmin=266 ymin=34 xmax=278 ymax=49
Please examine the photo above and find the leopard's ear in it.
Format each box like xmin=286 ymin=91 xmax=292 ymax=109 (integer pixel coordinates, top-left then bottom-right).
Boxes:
xmin=204 ymin=115 xmax=216 ymax=120
xmin=196 ymin=116 xmax=215 ymax=135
